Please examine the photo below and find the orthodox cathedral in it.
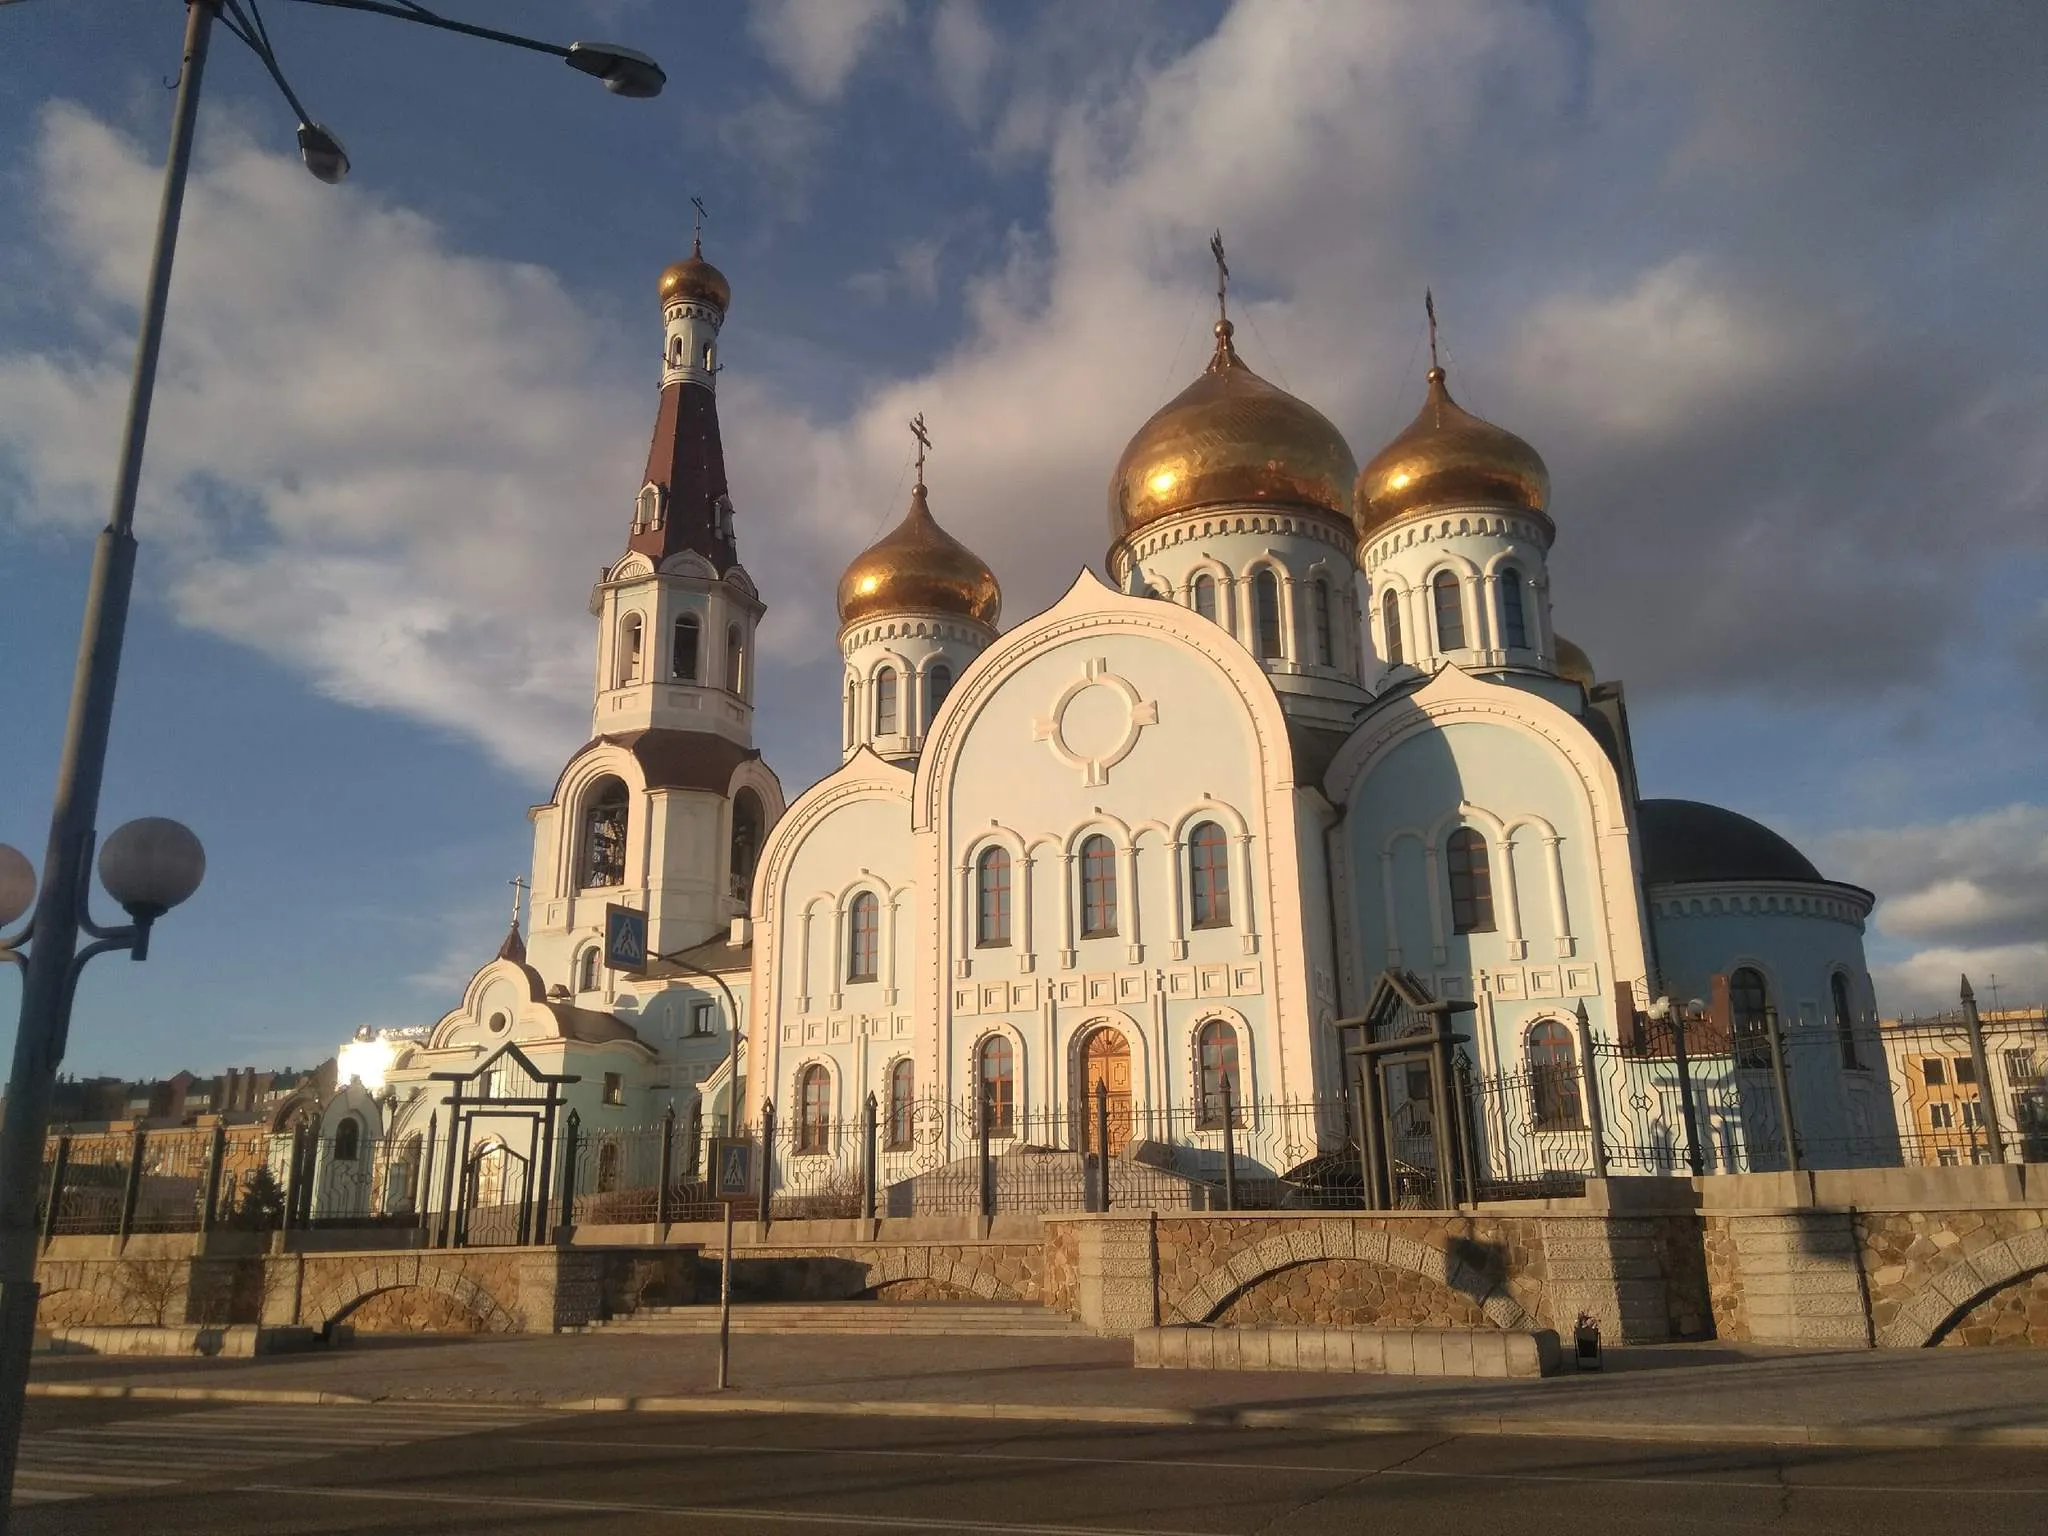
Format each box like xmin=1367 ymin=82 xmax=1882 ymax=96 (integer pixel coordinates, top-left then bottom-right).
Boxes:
xmin=325 ymin=240 xmax=1892 ymax=1199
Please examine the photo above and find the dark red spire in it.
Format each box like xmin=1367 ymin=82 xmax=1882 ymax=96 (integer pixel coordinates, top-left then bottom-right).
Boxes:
xmin=633 ymin=379 xmax=737 ymax=572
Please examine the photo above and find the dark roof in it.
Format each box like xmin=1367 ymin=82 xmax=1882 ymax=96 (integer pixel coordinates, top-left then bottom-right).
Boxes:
xmin=632 ymin=380 xmax=738 ymax=574
xmin=553 ymin=729 xmax=763 ymax=803
xmin=1637 ymin=798 xmax=1823 ymax=885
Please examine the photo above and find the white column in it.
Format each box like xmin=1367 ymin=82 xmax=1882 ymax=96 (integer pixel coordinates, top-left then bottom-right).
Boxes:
xmin=1122 ymin=840 xmax=1144 ymax=964
xmin=1479 ymin=573 xmax=1500 ymax=661
xmin=1019 ymin=854 xmax=1037 ymax=971
xmin=797 ymin=906 xmax=815 ymax=1013
xmin=1234 ymin=833 xmax=1260 ymax=954
xmin=956 ymin=863 xmax=973 ymax=977
xmin=1424 ymin=842 xmax=1447 ymax=964
xmin=1168 ymin=838 xmax=1188 ymax=960
xmin=884 ymin=888 xmax=901 ymax=1003
xmin=1545 ymin=835 xmax=1575 ymax=957
xmin=1498 ymin=833 xmax=1526 ymax=959
xmin=1059 ymin=853 xmax=1077 ymax=968
xmin=829 ymin=899 xmax=845 ymax=1011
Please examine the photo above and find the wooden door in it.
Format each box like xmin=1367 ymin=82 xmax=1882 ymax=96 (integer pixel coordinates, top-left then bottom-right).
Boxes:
xmin=1081 ymin=1028 xmax=1133 ymax=1154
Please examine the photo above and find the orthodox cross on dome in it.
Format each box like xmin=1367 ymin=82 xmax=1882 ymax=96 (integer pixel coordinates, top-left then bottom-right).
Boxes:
xmin=690 ymin=195 xmax=708 ymax=252
xmin=1426 ymin=288 xmax=1440 ymax=372
xmin=508 ymin=875 xmax=529 ymax=931
xmin=1210 ymin=229 xmax=1230 ymax=324
xmin=910 ymin=412 xmax=932 ymax=490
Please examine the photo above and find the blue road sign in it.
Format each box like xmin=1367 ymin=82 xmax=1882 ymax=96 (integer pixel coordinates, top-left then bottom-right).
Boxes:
xmin=710 ymin=1138 xmax=754 ymax=1200
xmin=604 ymin=902 xmax=648 ymax=973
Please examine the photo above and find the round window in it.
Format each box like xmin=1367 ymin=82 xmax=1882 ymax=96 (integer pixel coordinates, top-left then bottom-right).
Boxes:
xmin=487 ymin=1012 xmax=509 ymax=1034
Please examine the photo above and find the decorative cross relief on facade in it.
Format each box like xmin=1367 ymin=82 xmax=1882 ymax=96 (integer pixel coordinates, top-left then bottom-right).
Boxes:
xmin=1032 ymin=657 xmax=1159 ymax=786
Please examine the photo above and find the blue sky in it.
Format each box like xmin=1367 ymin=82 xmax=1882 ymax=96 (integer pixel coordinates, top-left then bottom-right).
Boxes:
xmin=3 ymin=0 xmax=2046 ymax=1080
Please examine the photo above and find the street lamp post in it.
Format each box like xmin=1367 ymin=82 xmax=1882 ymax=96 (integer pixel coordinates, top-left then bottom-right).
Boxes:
xmin=0 ymin=3 xmax=665 ymax=1524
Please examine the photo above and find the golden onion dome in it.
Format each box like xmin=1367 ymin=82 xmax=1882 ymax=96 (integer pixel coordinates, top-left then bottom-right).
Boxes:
xmin=1110 ymin=321 xmax=1357 ymax=539
xmin=1553 ymin=634 xmax=1596 ymax=689
xmin=1355 ymin=366 xmax=1549 ymax=536
xmin=658 ymin=237 xmax=731 ymax=312
xmin=838 ymin=480 xmax=1001 ymax=631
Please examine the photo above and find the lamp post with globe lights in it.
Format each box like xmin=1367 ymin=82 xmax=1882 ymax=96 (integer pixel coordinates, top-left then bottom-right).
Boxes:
xmin=0 ymin=3 xmax=665 ymax=1521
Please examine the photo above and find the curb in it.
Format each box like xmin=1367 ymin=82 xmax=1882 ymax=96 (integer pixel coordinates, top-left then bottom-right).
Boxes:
xmin=29 ymin=1383 xmax=2048 ymax=1449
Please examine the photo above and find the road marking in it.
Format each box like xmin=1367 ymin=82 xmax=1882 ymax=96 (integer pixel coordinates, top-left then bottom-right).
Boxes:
xmin=239 ymin=1483 xmax=1215 ymax=1535
xmin=503 ymin=1434 xmax=2048 ymax=1497
xmin=14 ymin=1402 xmax=544 ymax=1505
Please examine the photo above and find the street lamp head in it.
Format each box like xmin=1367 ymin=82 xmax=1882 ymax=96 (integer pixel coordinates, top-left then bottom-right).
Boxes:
xmin=98 ymin=817 xmax=206 ymax=922
xmin=0 ymin=843 xmax=35 ymax=928
xmin=297 ymin=122 xmax=351 ymax=185
xmin=564 ymin=42 xmax=666 ymax=98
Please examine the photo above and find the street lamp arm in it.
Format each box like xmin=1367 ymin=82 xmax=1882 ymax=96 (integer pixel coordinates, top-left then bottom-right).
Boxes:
xmin=656 ymin=946 xmax=747 ymax=1134
xmin=282 ymin=0 xmax=574 ymax=60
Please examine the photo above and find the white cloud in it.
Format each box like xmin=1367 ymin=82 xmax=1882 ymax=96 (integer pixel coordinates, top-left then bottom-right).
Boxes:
xmin=0 ymin=105 xmax=639 ymax=777
xmin=1822 ymin=805 xmax=2048 ymax=951
xmin=748 ymin=0 xmax=905 ymax=102
xmin=931 ymin=0 xmax=998 ymax=127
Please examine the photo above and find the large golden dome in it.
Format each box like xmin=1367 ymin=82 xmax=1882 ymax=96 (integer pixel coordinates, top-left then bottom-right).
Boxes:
xmin=1355 ymin=366 xmax=1548 ymax=536
xmin=1553 ymin=634 xmax=1596 ymax=689
xmin=838 ymin=481 xmax=1001 ymax=630
xmin=1110 ymin=321 xmax=1356 ymax=539
xmin=658 ymin=237 xmax=731 ymax=312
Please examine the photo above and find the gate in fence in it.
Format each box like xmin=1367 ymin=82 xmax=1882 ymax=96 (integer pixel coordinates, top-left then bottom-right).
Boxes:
xmin=428 ymin=1040 xmax=575 ymax=1247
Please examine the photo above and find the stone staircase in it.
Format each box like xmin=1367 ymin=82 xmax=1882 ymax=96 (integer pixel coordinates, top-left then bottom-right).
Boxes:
xmin=579 ymin=1301 xmax=1092 ymax=1338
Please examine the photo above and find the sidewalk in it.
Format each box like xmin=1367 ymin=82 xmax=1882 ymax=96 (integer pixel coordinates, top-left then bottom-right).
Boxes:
xmin=29 ymin=1329 xmax=2048 ymax=1448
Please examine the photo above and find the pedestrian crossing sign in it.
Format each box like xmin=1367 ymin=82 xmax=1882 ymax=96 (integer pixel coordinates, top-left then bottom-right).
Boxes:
xmin=604 ymin=902 xmax=648 ymax=973
xmin=710 ymin=1137 xmax=754 ymax=1200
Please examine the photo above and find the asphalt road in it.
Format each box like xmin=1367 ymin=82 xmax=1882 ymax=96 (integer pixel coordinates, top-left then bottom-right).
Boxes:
xmin=15 ymin=1398 xmax=2048 ymax=1535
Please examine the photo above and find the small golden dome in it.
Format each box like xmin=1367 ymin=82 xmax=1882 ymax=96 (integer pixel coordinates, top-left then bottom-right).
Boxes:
xmin=1553 ymin=634 xmax=1596 ymax=689
xmin=658 ymin=238 xmax=731 ymax=312
xmin=1110 ymin=321 xmax=1356 ymax=539
xmin=1355 ymin=366 xmax=1548 ymax=536
xmin=838 ymin=481 xmax=1001 ymax=631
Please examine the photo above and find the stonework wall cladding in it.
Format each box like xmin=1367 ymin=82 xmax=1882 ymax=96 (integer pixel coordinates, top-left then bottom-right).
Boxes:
xmin=1214 ymin=1257 xmax=1489 ymax=1329
xmin=1860 ymin=1207 xmax=2048 ymax=1348
xmin=1043 ymin=1222 xmax=1079 ymax=1316
xmin=1937 ymin=1271 xmax=2048 ymax=1347
xmin=1702 ymin=1217 xmax=1750 ymax=1342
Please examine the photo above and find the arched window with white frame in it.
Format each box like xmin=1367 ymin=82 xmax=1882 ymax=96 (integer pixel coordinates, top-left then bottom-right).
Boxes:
xmin=1446 ymin=827 xmax=1494 ymax=935
xmin=847 ymin=891 xmax=880 ymax=982
xmin=618 ymin=613 xmax=645 ymax=686
xmin=1195 ymin=1019 xmax=1242 ymax=1128
xmin=580 ymin=776 xmax=629 ymax=888
xmin=797 ymin=1064 xmax=831 ymax=1153
xmin=1310 ymin=578 xmax=1333 ymax=666
xmin=1527 ymin=1021 xmax=1582 ymax=1129
xmin=1382 ymin=588 xmax=1404 ymax=666
xmin=978 ymin=1035 xmax=1015 ymax=1137
xmin=672 ymin=613 xmax=701 ymax=681
xmin=576 ymin=946 xmax=601 ymax=993
xmin=976 ymin=847 xmax=1011 ymax=947
xmin=887 ymin=1059 xmax=916 ymax=1149
xmin=1252 ymin=569 xmax=1284 ymax=660
xmin=1192 ymin=572 xmax=1219 ymax=624
xmin=1497 ymin=565 xmax=1528 ymax=650
xmin=1188 ymin=821 xmax=1231 ymax=928
xmin=725 ymin=623 xmax=745 ymax=694
xmin=1080 ymin=834 xmax=1118 ymax=938
xmin=1432 ymin=571 xmax=1466 ymax=651
xmin=924 ymin=663 xmax=953 ymax=729
xmin=874 ymin=667 xmax=899 ymax=736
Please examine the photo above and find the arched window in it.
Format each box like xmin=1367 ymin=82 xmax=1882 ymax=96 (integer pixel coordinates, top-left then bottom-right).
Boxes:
xmin=333 ymin=1115 xmax=361 ymax=1162
xmin=1252 ymin=569 xmax=1284 ymax=660
xmin=1730 ymin=966 xmax=1772 ymax=1069
xmin=1432 ymin=571 xmax=1466 ymax=651
xmin=392 ymin=1132 xmax=423 ymax=1211
xmin=1188 ymin=821 xmax=1231 ymax=928
xmin=725 ymin=624 xmax=745 ymax=694
xmin=1382 ymin=588 xmax=1404 ymax=666
xmin=797 ymin=1064 xmax=831 ymax=1153
xmin=597 ymin=1141 xmax=619 ymax=1193
xmin=702 ymin=341 xmax=715 ymax=371
xmin=576 ymin=946 xmax=601 ymax=993
xmin=1192 ymin=573 xmax=1218 ymax=623
xmin=730 ymin=788 xmax=763 ymax=904
xmin=1311 ymin=578 xmax=1333 ymax=666
xmin=618 ymin=613 xmax=644 ymax=686
xmin=1196 ymin=1020 xmax=1242 ymax=1128
xmin=887 ymin=1059 xmax=915 ymax=1150
xmin=672 ymin=613 xmax=701 ymax=681
xmin=924 ymin=663 xmax=953 ymax=729
xmin=976 ymin=848 xmax=1011 ymax=947
xmin=847 ymin=891 xmax=880 ymax=982
xmin=1497 ymin=565 xmax=1528 ymax=650
xmin=1080 ymin=833 xmax=1118 ymax=938
xmin=978 ymin=1035 xmax=1015 ymax=1136
xmin=1527 ymin=1021 xmax=1583 ymax=1128
xmin=1446 ymin=827 xmax=1494 ymax=935
xmin=635 ymin=485 xmax=660 ymax=529
xmin=580 ymin=776 xmax=629 ymax=888
xmin=1832 ymin=972 xmax=1861 ymax=1070
xmin=873 ymin=667 xmax=899 ymax=736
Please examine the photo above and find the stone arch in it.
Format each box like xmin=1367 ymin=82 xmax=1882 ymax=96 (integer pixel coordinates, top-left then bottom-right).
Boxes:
xmin=302 ymin=1255 xmax=517 ymax=1336
xmin=1164 ymin=1226 xmax=1536 ymax=1330
xmin=854 ymin=1245 xmax=1022 ymax=1302
xmin=1877 ymin=1233 xmax=2048 ymax=1348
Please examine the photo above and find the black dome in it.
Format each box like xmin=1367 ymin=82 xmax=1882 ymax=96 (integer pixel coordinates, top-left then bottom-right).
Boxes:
xmin=1637 ymin=798 xmax=1823 ymax=886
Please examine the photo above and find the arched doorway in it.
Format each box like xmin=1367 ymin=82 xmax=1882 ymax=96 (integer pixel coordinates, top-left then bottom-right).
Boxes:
xmin=1079 ymin=1026 xmax=1133 ymax=1155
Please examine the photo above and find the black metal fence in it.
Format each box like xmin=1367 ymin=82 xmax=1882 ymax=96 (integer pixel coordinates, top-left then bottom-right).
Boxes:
xmin=38 ymin=1015 xmax=2048 ymax=1238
